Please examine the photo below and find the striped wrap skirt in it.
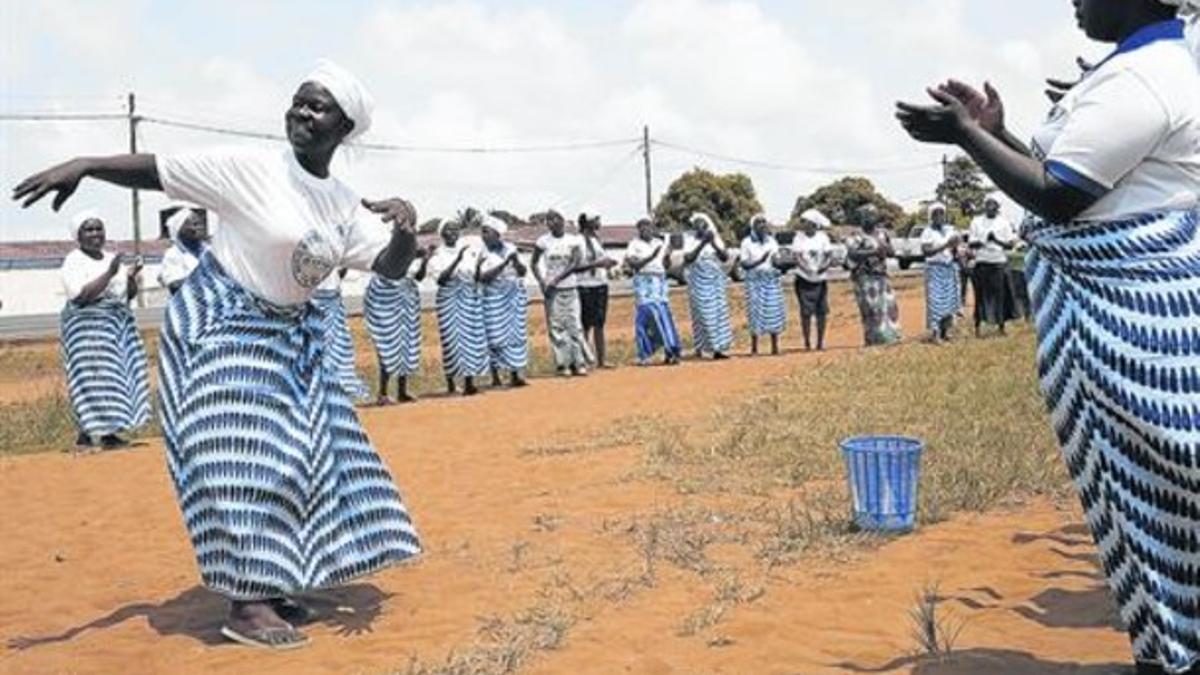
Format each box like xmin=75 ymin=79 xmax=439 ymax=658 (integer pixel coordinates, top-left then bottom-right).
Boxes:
xmin=744 ymin=268 xmax=787 ymax=336
xmin=435 ymin=279 xmax=490 ymax=378
xmin=924 ymin=260 xmax=961 ymax=332
xmin=685 ymin=259 xmax=734 ymax=355
xmin=1027 ymin=208 xmax=1200 ymax=673
xmin=313 ymin=288 xmax=370 ymax=402
xmin=483 ymin=278 xmax=530 ymax=372
xmin=633 ymin=273 xmax=681 ymax=361
xmin=853 ymin=273 xmax=902 ymax=346
xmin=157 ymin=254 xmax=421 ymax=600
xmin=365 ymin=275 xmax=422 ymax=377
xmin=60 ymin=297 xmax=151 ymax=437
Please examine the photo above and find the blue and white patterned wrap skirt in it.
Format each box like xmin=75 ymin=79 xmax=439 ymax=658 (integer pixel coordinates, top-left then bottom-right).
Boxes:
xmin=365 ymin=275 xmax=422 ymax=376
xmin=685 ymin=259 xmax=734 ymax=355
xmin=632 ymin=273 xmax=681 ymax=361
xmin=1026 ymin=208 xmax=1200 ymax=673
xmin=744 ymin=267 xmax=786 ymax=336
xmin=483 ymin=278 xmax=529 ymax=371
xmin=59 ymin=297 xmax=151 ymax=437
xmin=157 ymin=254 xmax=421 ymax=600
xmin=924 ymin=260 xmax=961 ymax=332
xmin=312 ymin=287 xmax=370 ymax=402
xmin=435 ymin=279 xmax=490 ymax=378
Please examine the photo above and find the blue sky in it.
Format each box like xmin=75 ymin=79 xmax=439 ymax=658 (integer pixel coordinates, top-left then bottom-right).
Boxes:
xmin=2 ymin=1 xmax=1098 ymax=241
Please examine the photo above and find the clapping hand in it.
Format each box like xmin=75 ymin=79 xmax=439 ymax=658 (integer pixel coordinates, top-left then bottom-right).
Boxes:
xmin=895 ymin=86 xmax=974 ymax=145
xmin=938 ymin=80 xmax=1004 ymax=135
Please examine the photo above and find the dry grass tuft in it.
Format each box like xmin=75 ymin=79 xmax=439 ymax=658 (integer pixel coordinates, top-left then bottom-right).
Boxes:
xmin=908 ymin=581 xmax=966 ymax=658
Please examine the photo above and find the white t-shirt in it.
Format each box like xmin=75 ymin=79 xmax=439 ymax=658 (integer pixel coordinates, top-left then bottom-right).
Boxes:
xmin=739 ymin=236 xmax=780 ymax=272
xmin=625 ymin=237 xmax=668 ymax=276
xmin=157 ymin=147 xmax=392 ymax=306
xmin=682 ymin=231 xmax=728 ymax=265
xmin=790 ymin=231 xmax=834 ymax=282
xmin=428 ymin=242 xmax=480 ymax=284
xmin=158 ymin=244 xmax=201 ymax=289
xmin=968 ymin=216 xmax=1017 ymax=265
xmin=62 ymin=249 xmax=128 ymax=302
xmin=919 ymin=226 xmax=958 ymax=265
xmin=536 ymin=233 xmax=583 ymax=290
xmin=479 ymin=242 xmax=523 ymax=282
xmin=577 ymin=234 xmax=610 ymax=288
xmin=1031 ymin=35 xmax=1200 ymax=221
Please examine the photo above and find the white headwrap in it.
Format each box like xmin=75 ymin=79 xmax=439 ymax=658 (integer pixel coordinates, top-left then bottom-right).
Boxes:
xmin=166 ymin=206 xmax=194 ymax=241
xmin=69 ymin=209 xmax=102 ymax=241
xmin=437 ymin=219 xmax=452 ymax=237
xmin=304 ymin=59 xmax=375 ymax=142
xmin=748 ymin=213 xmax=770 ymax=228
xmin=482 ymin=214 xmax=509 ymax=237
xmin=928 ymin=202 xmax=947 ymax=215
xmin=799 ymin=208 xmax=831 ymax=229
xmin=690 ymin=212 xmax=717 ymax=233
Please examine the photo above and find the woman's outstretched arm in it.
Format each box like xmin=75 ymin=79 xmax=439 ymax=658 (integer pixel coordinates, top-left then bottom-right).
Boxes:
xmin=12 ymin=155 xmax=162 ymax=211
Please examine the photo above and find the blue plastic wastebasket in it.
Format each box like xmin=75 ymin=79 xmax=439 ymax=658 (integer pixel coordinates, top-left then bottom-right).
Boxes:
xmin=840 ymin=435 xmax=925 ymax=532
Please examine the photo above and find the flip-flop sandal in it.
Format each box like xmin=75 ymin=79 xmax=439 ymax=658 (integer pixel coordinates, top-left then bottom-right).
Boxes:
xmin=220 ymin=624 xmax=310 ymax=650
xmin=270 ymin=598 xmax=318 ymax=626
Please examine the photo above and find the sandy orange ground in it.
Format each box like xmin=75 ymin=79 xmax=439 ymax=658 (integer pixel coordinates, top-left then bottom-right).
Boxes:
xmin=0 ymin=282 xmax=1131 ymax=674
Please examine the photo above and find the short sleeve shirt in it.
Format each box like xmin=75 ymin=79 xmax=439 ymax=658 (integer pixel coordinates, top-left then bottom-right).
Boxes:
xmin=536 ymin=233 xmax=583 ymax=289
xmin=479 ymin=242 xmax=523 ymax=282
xmin=158 ymin=245 xmax=201 ymax=289
xmin=577 ymin=234 xmax=610 ymax=288
xmin=157 ymin=147 xmax=392 ymax=306
xmin=919 ymin=226 xmax=957 ymax=265
xmin=625 ymin=237 xmax=668 ymax=276
xmin=739 ymin=235 xmax=780 ymax=272
xmin=968 ymin=216 xmax=1017 ymax=265
xmin=682 ymin=231 xmax=728 ymax=266
xmin=790 ymin=231 xmax=834 ymax=282
xmin=427 ymin=243 xmax=480 ymax=284
xmin=61 ymin=249 xmax=127 ymax=302
xmin=1032 ymin=31 xmax=1200 ymax=221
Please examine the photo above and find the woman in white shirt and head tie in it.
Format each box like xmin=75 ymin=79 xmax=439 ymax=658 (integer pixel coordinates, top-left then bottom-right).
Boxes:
xmin=14 ymin=60 xmax=422 ymax=650
xmin=59 ymin=210 xmax=150 ymax=451
xmin=477 ymin=214 xmax=530 ymax=388
xmin=430 ymin=219 xmax=489 ymax=396
xmin=625 ymin=218 xmax=683 ymax=366
xmin=919 ymin=203 xmax=962 ymax=343
xmin=157 ymin=205 xmax=208 ymax=295
xmin=739 ymin=214 xmax=787 ymax=356
xmin=365 ymin=246 xmax=430 ymax=405
xmin=681 ymin=212 xmax=734 ymax=360
xmin=790 ymin=209 xmax=835 ymax=351
xmin=899 ymin=1 xmax=1200 ymax=671
xmin=967 ymin=196 xmax=1018 ymax=336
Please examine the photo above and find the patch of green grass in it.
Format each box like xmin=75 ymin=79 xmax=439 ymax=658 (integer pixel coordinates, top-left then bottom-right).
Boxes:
xmin=0 ymin=393 xmax=162 ymax=456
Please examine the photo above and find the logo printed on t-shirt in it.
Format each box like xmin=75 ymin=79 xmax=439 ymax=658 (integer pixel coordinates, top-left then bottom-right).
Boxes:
xmin=291 ymin=230 xmax=337 ymax=289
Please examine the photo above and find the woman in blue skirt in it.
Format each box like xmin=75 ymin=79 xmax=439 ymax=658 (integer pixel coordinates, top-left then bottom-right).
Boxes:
xmin=59 ymin=210 xmax=151 ymax=450
xmin=899 ymin=1 xmax=1200 ymax=671
xmin=681 ymin=212 xmax=733 ymax=360
xmin=919 ymin=203 xmax=962 ymax=343
xmin=625 ymin=218 xmax=682 ymax=366
xmin=739 ymin=214 xmax=786 ymax=356
xmin=477 ymin=215 xmax=530 ymax=388
xmin=365 ymin=247 xmax=429 ymax=405
xmin=429 ymin=219 xmax=489 ymax=396
xmin=313 ymin=268 xmax=370 ymax=403
xmin=14 ymin=60 xmax=422 ymax=650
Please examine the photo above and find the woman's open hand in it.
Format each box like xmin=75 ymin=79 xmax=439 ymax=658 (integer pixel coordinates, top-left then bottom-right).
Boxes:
xmin=896 ymin=87 xmax=974 ymax=145
xmin=361 ymin=197 xmax=417 ymax=231
xmin=938 ymin=80 xmax=1005 ymax=135
xmin=12 ymin=158 xmax=90 ymax=211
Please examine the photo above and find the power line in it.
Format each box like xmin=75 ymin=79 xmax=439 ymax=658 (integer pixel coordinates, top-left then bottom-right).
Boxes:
xmin=651 ymin=138 xmax=941 ymax=176
xmin=0 ymin=112 xmax=128 ymax=122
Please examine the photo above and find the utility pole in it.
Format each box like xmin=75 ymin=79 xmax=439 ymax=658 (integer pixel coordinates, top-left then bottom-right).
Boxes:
xmin=642 ymin=125 xmax=653 ymax=217
xmin=127 ymin=92 xmax=144 ymax=307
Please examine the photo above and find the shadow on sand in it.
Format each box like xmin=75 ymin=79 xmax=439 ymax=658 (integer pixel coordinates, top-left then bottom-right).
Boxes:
xmin=7 ymin=583 xmax=393 ymax=651
xmin=832 ymin=648 xmax=1130 ymax=674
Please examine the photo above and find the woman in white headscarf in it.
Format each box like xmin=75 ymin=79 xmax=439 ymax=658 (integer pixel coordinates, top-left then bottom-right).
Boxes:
xmin=59 ymin=210 xmax=150 ymax=450
xmin=919 ymin=203 xmax=962 ymax=343
xmin=14 ymin=60 xmax=422 ymax=650
xmin=477 ymin=214 xmax=530 ymax=387
xmin=156 ymin=205 xmax=208 ymax=294
xmin=681 ymin=212 xmax=734 ymax=360
xmin=789 ymin=208 xmax=835 ymax=351
xmin=365 ymin=244 xmax=430 ymax=405
xmin=899 ymin=1 xmax=1200 ymax=671
xmin=739 ymin=214 xmax=787 ymax=356
xmin=429 ymin=218 xmax=489 ymax=395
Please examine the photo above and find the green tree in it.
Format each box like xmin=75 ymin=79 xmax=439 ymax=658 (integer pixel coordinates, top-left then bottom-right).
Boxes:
xmin=454 ymin=207 xmax=485 ymax=231
xmin=417 ymin=217 xmax=443 ymax=235
xmin=936 ymin=155 xmax=991 ymax=221
xmin=653 ymin=168 xmax=763 ymax=240
xmin=790 ymin=176 xmax=907 ymax=230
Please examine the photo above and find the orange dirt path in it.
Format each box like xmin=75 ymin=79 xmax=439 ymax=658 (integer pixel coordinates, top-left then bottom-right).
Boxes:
xmin=0 ymin=282 xmax=1130 ymax=674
